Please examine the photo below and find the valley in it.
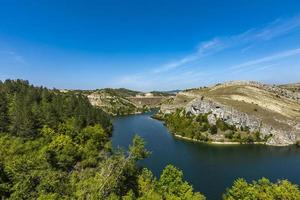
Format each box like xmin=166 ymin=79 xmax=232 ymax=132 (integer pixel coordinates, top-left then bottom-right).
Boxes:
xmin=1 ymin=79 xmax=300 ymax=200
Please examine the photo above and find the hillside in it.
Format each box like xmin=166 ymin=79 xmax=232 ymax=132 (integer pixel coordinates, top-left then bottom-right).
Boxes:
xmin=279 ymin=83 xmax=300 ymax=93
xmin=85 ymin=88 xmax=171 ymax=115
xmin=158 ymin=81 xmax=300 ymax=146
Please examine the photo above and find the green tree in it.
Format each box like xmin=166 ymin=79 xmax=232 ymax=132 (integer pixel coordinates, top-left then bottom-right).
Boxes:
xmin=129 ymin=135 xmax=151 ymax=161
xmin=223 ymin=178 xmax=300 ymax=200
xmin=44 ymin=135 xmax=80 ymax=170
xmin=0 ymin=89 xmax=9 ymax=132
xmin=158 ymin=165 xmax=205 ymax=200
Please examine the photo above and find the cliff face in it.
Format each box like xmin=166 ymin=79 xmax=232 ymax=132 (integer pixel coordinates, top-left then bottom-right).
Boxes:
xmin=160 ymin=81 xmax=300 ymax=146
xmin=186 ymin=98 xmax=299 ymax=146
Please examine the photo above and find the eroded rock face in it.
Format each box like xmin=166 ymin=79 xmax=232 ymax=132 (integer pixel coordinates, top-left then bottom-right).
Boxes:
xmin=184 ymin=97 xmax=299 ymax=146
xmin=185 ymin=98 xmax=261 ymax=132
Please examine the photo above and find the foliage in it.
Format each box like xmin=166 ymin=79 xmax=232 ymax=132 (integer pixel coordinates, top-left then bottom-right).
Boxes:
xmin=0 ymin=79 xmax=115 ymax=199
xmin=209 ymin=125 xmax=218 ymax=135
xmin=136 ymin=165 xmax=205 ymax=200
xmin=223 ymin=178 xmax=300 ymax=200
xmin=163 ymin=109 xmax=264 ymax=143
xmin=163 ymin=109 xmax=210 ymax=141
xmin=0 ymin=79 xmax=112 ymax=138
xmin=129 ymin=135 xmax=151 ymax=161
xmin=0 ymin=80 xmax=204 ymax=200
xmin=1 ymin=80 xmax=300 ymax=200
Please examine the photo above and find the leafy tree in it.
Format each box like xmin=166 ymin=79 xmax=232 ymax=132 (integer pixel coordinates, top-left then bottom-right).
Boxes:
xmin=44 ymin=135 xmax=80 ymax=170
xmin=129 ymin=135 xmax=151 ymax=161
xmin=0 ymin=89 xmax=9 ymax=132
xmin=158 ymin=165 xmax=205 ymax=200
xmin=0 ymin=162 xmax=10 ymax=198
xmin=223 ymin=178 xmax=300 ymax=200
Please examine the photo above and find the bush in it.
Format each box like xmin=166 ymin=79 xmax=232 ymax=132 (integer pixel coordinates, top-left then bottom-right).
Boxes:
xmin=216 ymin=119 xmax=229 ymax=131
xmin=196 ymin=114 xmax=208 ymax=123
xmin=223 ymin=178 xmax=300 ymax=200
xmin=254 ymin=131 xmax=261 ymax=142
xmin=224 ymin=130 xmax=234 ymax=139
xmin=209 ymin=125 xmax=218 ymax=135
xmin=242 ymin=135 xmax=254 ymax=144
xmin=200 ymin=123 xmax=209 ymax=132
xmin=232 ymin=132 xmax=241 ymax=141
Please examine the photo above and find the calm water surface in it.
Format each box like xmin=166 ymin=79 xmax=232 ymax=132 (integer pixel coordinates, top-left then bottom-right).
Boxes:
xmin=112 ymin=111 xmax=300 ymax=200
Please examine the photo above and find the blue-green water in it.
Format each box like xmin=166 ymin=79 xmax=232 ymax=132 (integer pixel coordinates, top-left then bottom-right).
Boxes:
xmin=112 ymin=111 xmax=300 ymax=200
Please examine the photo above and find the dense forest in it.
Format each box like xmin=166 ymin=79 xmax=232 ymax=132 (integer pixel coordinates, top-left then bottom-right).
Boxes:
xmin=0 ymin=80 xmax=299 ymax=199
xmin=0 ymin=80 xmax=203 ymax=199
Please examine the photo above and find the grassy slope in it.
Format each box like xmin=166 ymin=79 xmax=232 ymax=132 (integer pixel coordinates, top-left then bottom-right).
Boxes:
xmin=161 ymin=82 xmax=300 ymax=132
xmin=279 ymin=83 xmax=300 ymax=92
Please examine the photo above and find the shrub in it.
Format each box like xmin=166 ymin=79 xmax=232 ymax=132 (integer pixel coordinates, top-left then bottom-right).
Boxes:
xmin=233 ymin=132 xmax=241 ymax=141
xmin=200 ymin=123 xmax=209 ymax=132
xmin=216 ymin=119 xmax=229 ymax=131
xmin=224 ymin=130 xmax=234 ymax=139
xmin=243 ymin=135 xmax=254 ymax=144
xmin=209 ymin=125 xmax=218 ymax=135
xmin=196 ymin=114 xmax=208 ymax=123
xmin=254 ymin=131 xmax=261 ymax=142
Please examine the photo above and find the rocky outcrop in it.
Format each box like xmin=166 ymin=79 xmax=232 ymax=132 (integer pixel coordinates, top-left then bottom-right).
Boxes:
xmin=185 ymin=97 xmax=300 ymax=146
xmin=186 ymin=98 xmax=261 ymax=131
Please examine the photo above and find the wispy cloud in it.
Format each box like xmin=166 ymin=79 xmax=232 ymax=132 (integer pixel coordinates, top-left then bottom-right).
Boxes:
xmin=116 ymin=15 xmax=300 ymax=90
xmin=152 ymin=15 xmax=300 ymax=73
xmin=152 ymin=38 xmax=224 ymax=73
xmin=230 ymin=48 xmax=300 ymax=69
xmin=153 ymin=38 xmax=222 ymax=73
xmin=254 ymin=15 xmax=300 ymax=40
xmin=0 ymin=50 xmax=26 ymax=64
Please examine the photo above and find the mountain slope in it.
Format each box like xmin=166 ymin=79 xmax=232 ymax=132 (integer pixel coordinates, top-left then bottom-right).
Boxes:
xmin=159 ymin=81 xmax=300 ymax=146
xmin=279 ymin=83 xmax=300 ymax=93
xmin=87 ymin=89 xmax=142 ymax=115
xmin=86 ymin=88 xmax=171 ymax=115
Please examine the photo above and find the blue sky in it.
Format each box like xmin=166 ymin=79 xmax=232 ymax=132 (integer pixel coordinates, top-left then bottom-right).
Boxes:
xmin=0 ymin=0 xmax=300 ymax=91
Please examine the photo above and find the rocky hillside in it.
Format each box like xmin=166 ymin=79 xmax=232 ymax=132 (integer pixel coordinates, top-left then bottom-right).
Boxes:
xmin=86 ymin=88 xmax=171 ymax=115
xmin=87 ymin=89 xmax=140 ymax=115
xmin=279 ymin=83 xmax=300 ymax=93
xmin=159 ymin=81 xmax=300 ymax=146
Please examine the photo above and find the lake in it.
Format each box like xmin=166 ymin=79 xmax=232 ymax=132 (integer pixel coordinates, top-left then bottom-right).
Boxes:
xmin=112 ymin=111 xmax=300 ymax=200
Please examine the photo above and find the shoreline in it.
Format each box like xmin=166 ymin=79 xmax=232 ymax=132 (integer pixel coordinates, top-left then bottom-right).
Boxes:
xmin=173 ymin=133 xmax=266 ymax=145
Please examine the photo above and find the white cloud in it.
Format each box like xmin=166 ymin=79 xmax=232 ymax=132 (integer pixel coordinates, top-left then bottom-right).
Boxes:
xmin=230 ymin=48 xmax=300 ymax=69
xmin=152 ymin=15 xmax=300 ymax=73
xmin=116 ymin=15 xmax=300 ymax=90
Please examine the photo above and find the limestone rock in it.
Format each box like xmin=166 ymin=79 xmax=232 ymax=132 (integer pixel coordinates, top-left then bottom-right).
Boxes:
xmin=207 ymin=114 xmax=216 ymax=125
